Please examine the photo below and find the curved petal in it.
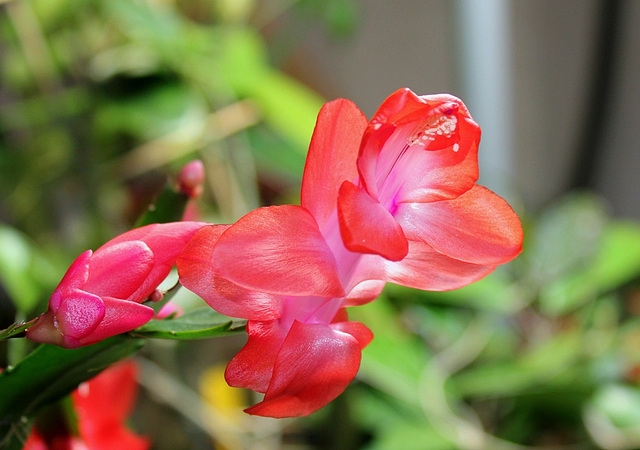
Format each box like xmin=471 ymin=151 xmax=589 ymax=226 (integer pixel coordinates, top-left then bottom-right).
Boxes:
xmin=358 ymin=89 xmax=481 ymax=204
xmin=383 ymin=240 xmax=496 ymax=291
xmin=78 ymin=297 xmax=154 ymax=346
xmin=301 ymin=99 xmax=368 ymax=227
xmin=213 ymin=206 xmax=345 ymax=298
xmin=177 ymin=225 xmax=282 ymax=320
xmin=73 ymin=361 xmax=150 ymax=449
xmin=330 ymin=321 xmax=373 ymax=349
xmin=245 ymin=321 xmax=362 ymax=418
xmin=395 ymin=185 xmax=523 ymax=265
xmin=337 ymin=181 xmax=408 ymax=261
xmin=85 ymin=241 xmax=154 ymax=301
xmin=225 ymin=320 xmax=288 ymax=393
xmin=98 ymin=221 xmax=208 ymax=303
xmin=54 ymin=250 xmax=92 ymax=299
xmin=56 ymin=289 xmax=105 ymax=341
xmin=72 ymin=361 xmax=138 ymax=425
xmin=343 ymin=280 xmax=386 ymax=307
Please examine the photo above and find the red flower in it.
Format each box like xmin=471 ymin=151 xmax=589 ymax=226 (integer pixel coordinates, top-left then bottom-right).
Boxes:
xmin=26 ymin=222 xmax=205 ymax=348
xmin=177 ymin=88 xmax=523 ymax=417
xmin=24 ymin=361 xmax=149 ymax=450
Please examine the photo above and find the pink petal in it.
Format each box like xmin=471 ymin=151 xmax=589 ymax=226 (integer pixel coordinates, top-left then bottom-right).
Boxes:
xmin=101 ymin=221 xmax=207 ymax=303
xmin=245 ymin=321 xmax=362 ymax=418
xmin=396 ymin=185 xmax=523 ymax=265
xmin=54 ymin=250 xmax=92 ymax=300
xmin=213 ymin=206 xmax=345 ymax=298
xmin=383 ymin=240 xmax=496 ymax=291
xmin=177 ymin=225 xmax=282 ymax=320
xmin=78 ymin=297 xmax=154 ymax=346
xmin=85 ymin=241 xmax=154 ymax=301
xmin=301 ymin=99 xmax=367 ymax=227
xmin=358 ymin=89 xmax=481 ymax=204
xmin=343 ymin=280 xmax=386 ymax=307
xmin=337 ymin=181 xmax=408 ymax=261
xmin=56 ymin=289 xmax=106 ymax=341
xmin=330 ymin=321 xmax=373 ymax=349
xmin=225 ymin=320 xmax=288 ymax=393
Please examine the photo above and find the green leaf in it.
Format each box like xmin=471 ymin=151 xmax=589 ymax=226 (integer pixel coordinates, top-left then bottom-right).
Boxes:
xmin=585 ymin=384 xmax=640 ymax=448
xmin=0 ymin=335 xmax=145 ymax=448
xmin=526 ymin=193 xmax=606 ymax=289
xmin=135 ymin=182 xmax=190 ymax=227
xmin=540 ymin=221 xmax=640 ymax=315
xmin=132 ymin=307 xmax=245 ymax=340
xmin=0 ymin=225 xmax=44 ymax=313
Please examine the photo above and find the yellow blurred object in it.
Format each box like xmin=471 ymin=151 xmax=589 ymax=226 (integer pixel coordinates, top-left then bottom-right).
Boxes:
xmin=199 ymin=364 xmax=247 ymax=426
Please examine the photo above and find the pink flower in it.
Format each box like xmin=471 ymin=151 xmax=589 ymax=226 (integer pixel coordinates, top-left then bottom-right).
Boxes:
xmin=26 ymin=222 xmax=205 ymax=348
xmin=24 ymin=360 xmax=149 ymax=450
xmin=177 ymin=88 xmax=523 ymax=417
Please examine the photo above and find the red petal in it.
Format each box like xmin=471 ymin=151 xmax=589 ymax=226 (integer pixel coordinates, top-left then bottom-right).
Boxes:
xmin=177 ymin=225 xmax=282 ymax=320
xmin=343 ymin=280 xmax=386 ymax=307
xmin=396 ymin=185 xmax=523 ymax=265
xmin=337 ymin=181 xmax=408 ymax=261
xmin=54 ymin=250 xmax=92 ymax=299
xmin=213 ymin=206 xmax=345 ymax=298
xmin=73 ymin=361 xmax=150 ymax=449
xmin=301 ymin=99 xmax=368 ymax=227
xmin=72 ymin=361 xmax=138 ymax=425
xmin=78 ymin=297 xmax=154 ymax=346
xmin=225 ymin=320 xmax=288 ymax=393
xmin=101 ymin=221 xmax=207 ymax=303
xmin=245 ymin=321 xmax=361 ymax=418
xmin=383 ymin=240 xmax=496 ymax=291
xmin=330 ymin=321 xmax=373 ymax=349
xmin=358 ymin=89 xmax=481 ymax=203
xmin=85 ymin=241 xmax=154 ymax=301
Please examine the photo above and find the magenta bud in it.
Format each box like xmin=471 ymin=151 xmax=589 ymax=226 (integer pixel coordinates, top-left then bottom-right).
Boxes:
xmin=149 ymin=289 xmax=164 ymax=303
xmin=177 ymin=160 xmax=205 ymax=199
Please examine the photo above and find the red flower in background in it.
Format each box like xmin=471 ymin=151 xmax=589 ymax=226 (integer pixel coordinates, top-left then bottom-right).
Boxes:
xmin=26 ymin=222 xmax=205 ymax=348
xmin=178 ymin=88 xmax=523 ymax=417
xmin=24 ymin=360 xmax=149 ymax=450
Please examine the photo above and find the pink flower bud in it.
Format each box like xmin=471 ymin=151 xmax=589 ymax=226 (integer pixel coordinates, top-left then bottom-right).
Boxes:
xmin=177 ymin=160 xmax=205 ymax=199
xmin=26 ymin=222 xmax=205 ymax=348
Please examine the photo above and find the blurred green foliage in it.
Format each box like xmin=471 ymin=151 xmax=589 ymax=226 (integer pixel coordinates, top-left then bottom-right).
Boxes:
xmin=2 ymin=1 xmax=640 ymax=449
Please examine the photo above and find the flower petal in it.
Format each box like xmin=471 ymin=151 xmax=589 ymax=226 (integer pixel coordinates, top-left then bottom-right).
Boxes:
xmin=358 ymin=89 xmax=481 ymax=203
xmin=56 ymin=289 xmax=106 ymax=341
xmin=301 ymin=99 xmax=368 ymax=227
xmin=338 ymin=181 xmax=408 ymax=261
xmin=225 ymin=320 xmax=288 ymax=393
xmin=343 ymin=280 xmax=386 ymax=307
xmin=100 ymin=221 xmax=207 ymax=303
xmin=178 ymin=224 xmax=282 ymax=320
xmin=245 ymin=321 xmax=362 ymax=418
xmin=54 ymin=250 xmax=92 ymax=300
xmin=78 ymin=297 xmax=154 ymax=346
xmin=213 ymin=206 xmax=345 ymax=298
xmin=85 ymin=241 xmax=154 ymax=301
xmin=395 ymin=185 xmax=523 ymax=265
xmin=330 ymin=321 xmax=373 ymax=349
xmin=383 ymin=240 xmax=496 ymax=291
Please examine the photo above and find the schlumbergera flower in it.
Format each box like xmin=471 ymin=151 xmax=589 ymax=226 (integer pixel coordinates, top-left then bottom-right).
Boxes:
xmin=24 ymin=360 xmax=149 ymax=450
xmin=26 ymin=222 xmax=205 ymax=348
xmin=177 ymin=88 xmax=523 ymax=418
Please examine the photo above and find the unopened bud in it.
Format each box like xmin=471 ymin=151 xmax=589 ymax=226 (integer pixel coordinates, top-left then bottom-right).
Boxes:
xmin=177 ymin=160 xmax=205 ymax=199
xmin=150 ymin=289 xmax=164 ymax=303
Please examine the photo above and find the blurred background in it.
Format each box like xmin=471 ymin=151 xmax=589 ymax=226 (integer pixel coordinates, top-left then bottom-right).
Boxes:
xmin=2 ymin=0 xmax=640 ymax=448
